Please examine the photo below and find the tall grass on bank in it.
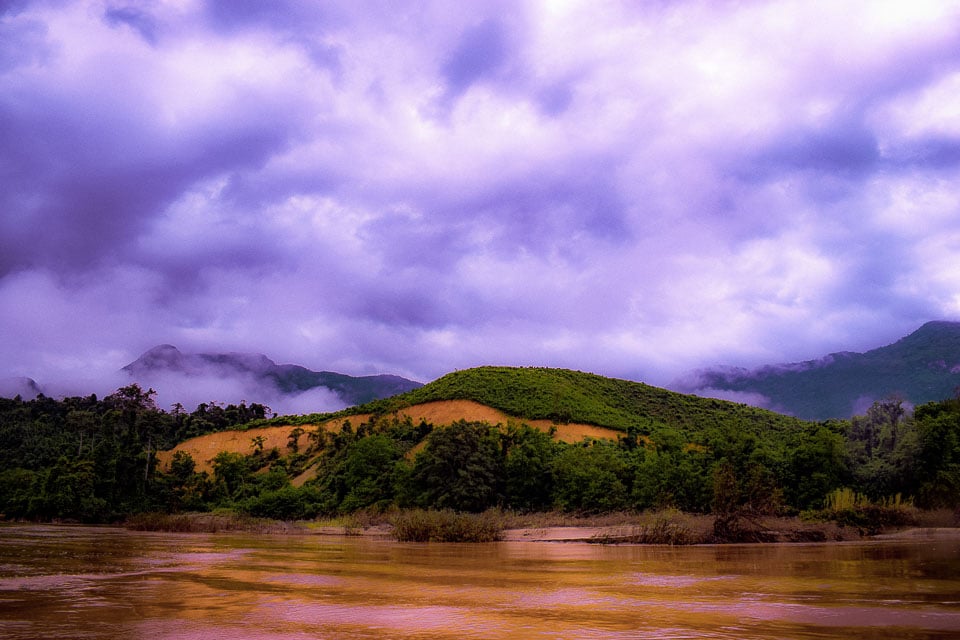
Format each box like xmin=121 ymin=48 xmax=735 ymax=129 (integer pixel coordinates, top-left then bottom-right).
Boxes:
xmin=391 ymin=509 xmax=505 ymax=542
xmin=125 ymin=512 xmax=302 ymax=534
xmin=806 ymin=488 xmax=918 ymax=533
xmin=589 ymin=510 xmax=704 ymax=545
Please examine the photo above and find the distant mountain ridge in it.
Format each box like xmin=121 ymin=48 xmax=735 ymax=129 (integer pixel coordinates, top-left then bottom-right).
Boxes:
xmin=680 ymin=321 xmax=960 ymax=420
xmin=122 ymin=345 xmax=423 ymax=406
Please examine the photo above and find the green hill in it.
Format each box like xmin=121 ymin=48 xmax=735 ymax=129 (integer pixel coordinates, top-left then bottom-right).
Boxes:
xmin=285 ymin=366 xmax=815 ymax=436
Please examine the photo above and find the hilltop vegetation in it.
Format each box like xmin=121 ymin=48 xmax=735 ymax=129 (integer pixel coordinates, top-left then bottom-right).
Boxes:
xmin=279 ymin=366 xmax=811 ymax=435
xmin=0 ymin=367 xmax=957 ymax=530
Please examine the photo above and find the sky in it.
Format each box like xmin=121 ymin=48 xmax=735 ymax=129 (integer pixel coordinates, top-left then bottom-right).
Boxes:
xmin=2 ymin=0 xmax=960 ymax=409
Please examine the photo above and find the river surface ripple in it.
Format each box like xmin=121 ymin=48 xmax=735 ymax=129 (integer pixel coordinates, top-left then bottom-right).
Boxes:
xmin=1 ymin=524 xmax=959 ymax=639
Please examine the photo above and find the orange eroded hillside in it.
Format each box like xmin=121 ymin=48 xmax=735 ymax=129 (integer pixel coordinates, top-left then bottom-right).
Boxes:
xmin=392 ymin=400 xmax=620 ymax=443
xmin=157 ymin=400 xmax=620 ymax=474
xmin=155 ymin=415 xmax=369 ymax=473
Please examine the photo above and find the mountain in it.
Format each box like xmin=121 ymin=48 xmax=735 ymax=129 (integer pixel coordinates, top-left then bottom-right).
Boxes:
xmin=122 ymin=345 xmax=422 ymax=407
xmin=678 ymin=321 xmax=960 ymax=420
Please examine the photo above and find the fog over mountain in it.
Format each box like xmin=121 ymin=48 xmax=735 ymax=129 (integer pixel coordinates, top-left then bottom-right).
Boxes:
xmin=6 ymin=321 xmax=960 ymax=421
xmin=0 ymin=377 xmax=43 ymax=400
xmin=676 ymin=321 xmax=960 ymax=420
xmin=118 ymin=345 xmax=422 ymax=415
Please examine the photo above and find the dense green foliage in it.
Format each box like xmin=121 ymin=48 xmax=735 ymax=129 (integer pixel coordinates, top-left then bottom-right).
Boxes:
xmin=0 ymin=386 xmax=267 ymax=521
xmin=2 ymin=367 xmax=959 ymax=524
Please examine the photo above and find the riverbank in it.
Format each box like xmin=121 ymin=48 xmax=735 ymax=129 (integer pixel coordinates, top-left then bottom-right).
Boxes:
xmin=124 ymin=508 xmax=959 ymax=543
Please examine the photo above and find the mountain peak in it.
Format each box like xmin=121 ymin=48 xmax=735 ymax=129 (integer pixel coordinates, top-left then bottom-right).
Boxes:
xmin=899 ymin=320 xmax=960 ymax=344
xmin=123 ymin=344 xmax=184 ymax=373
xmin=121 ymin=345 xmax=422 ymax=409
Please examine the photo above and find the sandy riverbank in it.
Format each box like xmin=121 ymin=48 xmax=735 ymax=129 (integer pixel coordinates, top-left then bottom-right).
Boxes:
xmin=126 ymin=510 xmax=960 ymax=543
xmin=305 ymin=521 xmax=960 ymax=544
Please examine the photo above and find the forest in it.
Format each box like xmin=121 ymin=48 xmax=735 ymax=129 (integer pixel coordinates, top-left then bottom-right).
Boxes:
xmin=0 ymin=367 xmax=958 ymax=527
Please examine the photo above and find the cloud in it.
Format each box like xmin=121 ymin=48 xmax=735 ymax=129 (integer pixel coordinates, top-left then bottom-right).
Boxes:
xmin=103 ymin=5 xmax=159 ymax=45
xmin=2 ymin=0 xmax=960 ymax=404
xmin=120 ymin=367 xmax=346 ymax=416
xmin=440 ymin=18 xmax=510 ymax=103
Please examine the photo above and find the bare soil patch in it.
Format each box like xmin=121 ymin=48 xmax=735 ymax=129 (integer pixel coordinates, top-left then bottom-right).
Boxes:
xmin=156 ymin=415 xmax=370 ymax=473
xmin=157 ymin=401 xmax=620 ymax=473
xmin=394 ymin=400 xmax=621 ymax=443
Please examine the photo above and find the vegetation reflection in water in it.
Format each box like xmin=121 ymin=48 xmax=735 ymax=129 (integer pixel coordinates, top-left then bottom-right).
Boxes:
xmin=2 ymin=525 xmax=960 ymax=639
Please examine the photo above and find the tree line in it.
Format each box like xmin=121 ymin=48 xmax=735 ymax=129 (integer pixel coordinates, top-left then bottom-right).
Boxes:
xmin=0 ymin=385 xmax=958 ymax=523
xmin=0 ymin=385 xmax=268 ymax=521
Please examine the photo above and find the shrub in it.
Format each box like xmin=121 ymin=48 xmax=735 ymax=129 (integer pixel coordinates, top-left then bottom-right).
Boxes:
xmin=125 ymin=512 xmax=299 ymax=533
xmin=590 ymin=510 xmax=701 ymax=545
xmin=243 ymin=486 xmax=321 ymax=520
xmin=809 ymin=488 xmax=919 ymax=534
xmin=391 ymin=509 xmax=504 ymax=542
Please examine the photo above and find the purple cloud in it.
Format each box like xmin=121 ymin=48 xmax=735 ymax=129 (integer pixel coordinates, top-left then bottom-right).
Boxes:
xmin=2 ymin=0 xmax=960 ymax=406
xmin=442 ymin=19 xmax=510 ymax=97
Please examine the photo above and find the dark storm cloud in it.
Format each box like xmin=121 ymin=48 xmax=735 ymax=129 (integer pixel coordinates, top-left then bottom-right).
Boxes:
xmin=103 ymin=5 xmax=159 ymax=44
xmin=891 ymin=136 xmax=960 ymax=170
xmin=441 ymin=18 xmax=509 ymax=98
xmin=763 ymin=123 xmax=880 ymax=176
xmin=0 ymin=2 xmax=306 ymax=281
xmin=0 ymin=98 xmax=293 ymax=277
xmin=203 ymin=0 xmax=326 ymax=33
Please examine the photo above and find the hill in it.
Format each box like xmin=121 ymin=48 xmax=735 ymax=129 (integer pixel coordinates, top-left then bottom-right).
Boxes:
xmin=123 ymin=344 xmax=422 ymax=407
xmin=8 ymin=365 xmax=959 ymax=522
xmin=279 ymin=365 xmax=813 ymax=436
xmin=158 ymin=366 xmax=854 ymax=517
xmin=678 ymin=321 xmax=960 ymax=420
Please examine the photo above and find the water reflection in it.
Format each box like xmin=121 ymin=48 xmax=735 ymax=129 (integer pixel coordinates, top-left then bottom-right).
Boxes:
xmin=1 ymin=524 xmax=959 ymax=639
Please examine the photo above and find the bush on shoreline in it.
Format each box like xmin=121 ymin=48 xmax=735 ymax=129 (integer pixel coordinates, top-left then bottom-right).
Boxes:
xmin=803 ymin=488 xmax=919 ymax=534
xmin=390 ymin=509 xmax=505 ymax=542
xmin=589 ymin=510 xmax=703 ymax=545
xmin=125 ymin=511 xmax=303 ymax=534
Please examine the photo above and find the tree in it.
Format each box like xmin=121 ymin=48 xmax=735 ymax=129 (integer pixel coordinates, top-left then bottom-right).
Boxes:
xmin=32 ymin=457 xmax=107 ymax=521
xmin=913 ymin=400 xmax=960 ymax=507
xmin=503 ymin=423 xmax=556 ymax=512
xmin=552 ymin=440 xmax=629 ymax=513
xmin=323 ymin=435 xmax=404 ymax=513
xmin=409 ymin=421 xmax=503 ymax=512
xmin=212 ymin=451 xmax=252 ymax=503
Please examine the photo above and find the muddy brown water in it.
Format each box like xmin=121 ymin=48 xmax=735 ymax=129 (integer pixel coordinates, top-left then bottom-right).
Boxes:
xmin=1 ymin=524 xmax=959 ymax=639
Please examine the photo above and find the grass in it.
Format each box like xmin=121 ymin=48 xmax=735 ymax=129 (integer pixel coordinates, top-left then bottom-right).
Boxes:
xmin=306 ymin=511 xmax=386 ymax=535
xmin=390 ymin=509 xmax=505 ymax=542
xmin=126 ymin=505 xmax=946 ymax=542
xmin=588 ymin=510 xmax=705 ymax=545
xmin=803 ymin=488 xmax=920 ymax=534
xmin=124 ymin=511 xmax=304 ymax=534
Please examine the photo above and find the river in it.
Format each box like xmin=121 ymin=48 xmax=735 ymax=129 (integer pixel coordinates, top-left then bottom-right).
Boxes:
xmin=1 ymin=524 xmax=959 ymax=639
